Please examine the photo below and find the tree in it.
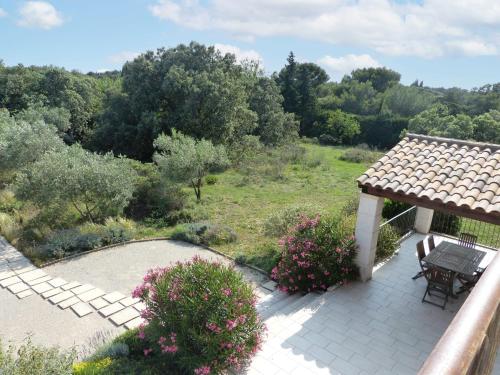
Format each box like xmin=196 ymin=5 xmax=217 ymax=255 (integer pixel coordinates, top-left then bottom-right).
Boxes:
xmin=316 ymin=110 xmax=360 ymax=144
xmin=247 ymin=77 xmax=298 ymax=145
xmin=15 ymin=145 xmax=137 ymax=222
xmin=15 ymin=103 xmax=71 ymax=133
xmin=473 ymin=110 xmax=500 ymax=144
xmin=0 ymin=109 xmax=65 ymax=172
xmin=350 ymin=67 xmax=401 ymax=92
xmin=381 ymin=85 xmax=437 ymax=117
xmin=153 ymin=130 xmax=229 ymax=201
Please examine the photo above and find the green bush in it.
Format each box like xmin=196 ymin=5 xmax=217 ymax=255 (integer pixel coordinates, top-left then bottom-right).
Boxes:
xmin=87 ymin=342 xmax=129 ymax=362
xmin=430 ymin=211 xmax=462 ymax=236
xmin=376 ymin=225 xmax=400 ymax=261
xmin=318 ymin=134 xmax=337 ymax=145
xmin=263 ymin=205 xmax=318 ymax=237
xmin=36 ymin=229 xmax=83 ymax=259
xmin=339 ymin=147 xmax=379 ymax=163
xmin=131 ymin=257 xmax=265 ymax=374
xmin=272 ymin=215 xmax=359 ymax=293
xmin=382 ymin=199 xmax=412 ymax=219
xmin=205 ymin=175 xmax=218 ymax=185
xmin=171 ymin=222 xmax=237 ymax=246
xmin=235 ymin=241 xmax=281 ymax=273
xmin=0 ymin=337 xmax=76 ymax=375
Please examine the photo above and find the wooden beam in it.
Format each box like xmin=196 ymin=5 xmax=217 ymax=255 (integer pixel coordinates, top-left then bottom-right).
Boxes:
xmin=362 ymin=186 xmax=500 ymax=225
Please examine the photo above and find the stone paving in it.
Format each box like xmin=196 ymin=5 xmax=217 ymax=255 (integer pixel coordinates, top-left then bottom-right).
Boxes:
xmin=245 ymin=233 xmax=500 ymax=375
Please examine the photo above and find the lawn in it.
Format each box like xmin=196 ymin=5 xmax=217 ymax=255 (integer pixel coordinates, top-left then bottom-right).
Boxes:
xmin=137 ymin=143 xmax=379 ymax=271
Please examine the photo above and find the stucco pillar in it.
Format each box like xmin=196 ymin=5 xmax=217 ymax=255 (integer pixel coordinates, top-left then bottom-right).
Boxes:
xmin=355 ymin=193 xmax=384 ymax=282
xmin=414 ymin=207 xmax=434 ymax=234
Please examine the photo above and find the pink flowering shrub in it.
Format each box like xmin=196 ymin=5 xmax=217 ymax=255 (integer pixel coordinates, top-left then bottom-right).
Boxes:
xmin=271 ymin=215 xmax=358 ymax=293
xmin=132 ymin=256 xmax=265 ymax=374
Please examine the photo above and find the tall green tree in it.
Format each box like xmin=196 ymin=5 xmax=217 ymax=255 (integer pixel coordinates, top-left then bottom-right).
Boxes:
xmin=154 ymin=130 xmax=229 ymax=201
xmin=350 ymin=67 xmax=401 ymax=92
xmin=473 ymin=110 xmax=500 ymax=143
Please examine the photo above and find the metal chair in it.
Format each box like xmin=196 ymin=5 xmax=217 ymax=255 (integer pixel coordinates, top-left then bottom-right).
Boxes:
xmin=412 ymin=240 xmax=428 ymax=280
xmin=458 ymin=232 xmax=477 ymax=248
xmin=427 ymin=235 xmax=435 ymax=252
xmin=422 ymin=266 xmax=455 ymax=309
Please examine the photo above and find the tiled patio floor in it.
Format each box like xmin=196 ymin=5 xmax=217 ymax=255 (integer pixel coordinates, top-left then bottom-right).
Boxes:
xmin=246 ymin=233 xmax=500 ymax=375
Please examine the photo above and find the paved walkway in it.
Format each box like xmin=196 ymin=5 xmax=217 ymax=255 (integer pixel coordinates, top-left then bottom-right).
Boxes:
xmin=0 ymin=238 xmax=266 ymax=351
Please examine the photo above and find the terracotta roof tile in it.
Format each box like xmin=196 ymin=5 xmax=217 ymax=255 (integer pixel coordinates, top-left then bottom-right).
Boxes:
xmin=357 ymin=134 xmax=500 ymax=218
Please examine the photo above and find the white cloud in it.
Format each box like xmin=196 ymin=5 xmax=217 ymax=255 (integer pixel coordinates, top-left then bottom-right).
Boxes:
xmin=214 ymin=43 xmax=263 ymax=64
xmin=18 ymin=1 xmax=64 ymax=30
xmin=108 ymin=51 xmax=140 ymax=65
xmin=148 ymin=0 xmax=500 ymax=58
xmin=318 ymin=54 xmax=381 ymax=79
xmin=0 ymin=8 xmax=7 ymax=17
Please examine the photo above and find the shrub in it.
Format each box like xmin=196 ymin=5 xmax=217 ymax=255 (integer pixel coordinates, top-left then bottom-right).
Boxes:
xmin=35 ymin=229 xmax=83 ymax=259
xmin=376 ymin=225 xmax=400 ymax=261
xmin=319 ymin=134 xmax=337 ymax=145
xmin=0 ymin=337 xmax=76 ymax=375
xmin=263 ymin=205 xmax=318 ymax=237
xmin=235 ymin=241 xmax=281 ymax=274
xmin=271 ymin=215 xmax=358 ymax=293
xmin=171 ymin=222 xmax=237 ymax=246
xmin=100 ymin=218 xmax=135 ymax=245
xmin=430 ymin=211 xmax=461 ymax=236
xmin=339 ymin=147 xmax=379 ymax=164
xmin=132 ymin=257 xmax=265 ymax=374
xmin=205 ymin=175 xmax=218 ymax=185
xmin=87 ymin=342 xmax=129 ymax=362
xmin=0 ymin=212 xmax=21 ymax=243
xmin=382 ymin=199 xmax=411 ymax=219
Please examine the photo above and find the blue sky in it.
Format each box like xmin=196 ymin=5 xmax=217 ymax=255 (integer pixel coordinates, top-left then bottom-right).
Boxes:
xmin=1 ymin=0 xmax=499 ymax=89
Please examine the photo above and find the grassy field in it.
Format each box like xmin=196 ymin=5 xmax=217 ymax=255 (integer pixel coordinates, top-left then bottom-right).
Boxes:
xmin=137 ymin=143 xmax=380 ymax=271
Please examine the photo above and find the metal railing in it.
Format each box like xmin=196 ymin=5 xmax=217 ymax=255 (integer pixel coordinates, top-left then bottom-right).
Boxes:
xmin=430 ymin=210 xmax=500 ymax=250
xmin=418 ymin=251 xmax=500 ymax=375
xmin=379 ymin=205 xmax=416 ymax=242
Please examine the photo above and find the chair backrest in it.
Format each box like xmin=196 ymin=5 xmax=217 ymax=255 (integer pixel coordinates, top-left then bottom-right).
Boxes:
xmin=458 ymin=232 xmax=477 ymax=248
xmin=424 ymin=266 xmax=454 ymax=287
xmin=428 ymin=235 xmax=436 ymax=251
xmin=416 ymin=240 xmax=426 ymax=261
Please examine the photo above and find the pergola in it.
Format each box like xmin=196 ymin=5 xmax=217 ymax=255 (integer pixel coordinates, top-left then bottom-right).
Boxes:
xmin=354 ymin=133 xmax=500 ymax=281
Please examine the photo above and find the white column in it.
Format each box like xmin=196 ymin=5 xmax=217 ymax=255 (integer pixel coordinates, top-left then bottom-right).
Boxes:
xmin=354 ymin=193 xmax=384 ymax=282
xmin=414 ymin=207 xmax=434 ymax=234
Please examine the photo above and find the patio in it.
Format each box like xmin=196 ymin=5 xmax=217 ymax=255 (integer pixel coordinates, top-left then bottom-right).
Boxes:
xmin=247 ymin=232 xmax=499 ymax=375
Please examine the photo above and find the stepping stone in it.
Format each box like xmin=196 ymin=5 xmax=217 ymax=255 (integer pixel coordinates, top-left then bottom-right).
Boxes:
xmin=109 ymin=307 xmax=139 ymax=326
xmin=0 ymin=270 xmax=15 ymax=281
xmin=19 ymin=269 xmax=46 ymax=282
xmin=62 ymin=281 xmax=81 ymax=291
xmin=90 ymin=297 xmax=109 ymax=310
xmin=124 ymin=317 xmax=144 ymax=330
xmin=120 ymin=297 xmax=140 ymax=307
xmin=49 ymin=290 xmax=74 ymax=304
xmin=8 ymin=282 xmax=29 ymax=294
xmin=261 ymin=280 xmax=277 ymax=291
xmin=99 ymin=302 xmax=125 ymax=317
xmin=78 ymin=288 xmax=105 ymax=302
xmin=27 ymin=275 xmax=52 ymax=286
xmin=59 ymin=296 xmax=80 ymax=309
xmin=32 ymin=282 xmax=54 ymax=294
xmin=42 ymin=287 xmax=62 ymax=299
xmin=72 ymin=284 xmax=94 ymax=295
xmin=17 ymin=290 xmax=33 ymax=299
xmin=133 ymin=302 xmax=146 ymax=312
xmin=0 ymin=276 xmax=21 ymax=288
xmin=102 ymin=291 xmax=126 ymax=304
xmin=71 ymin=302 xmax=93 ymax=317
xmin=48 ymin=278 xmax=67 ymax=288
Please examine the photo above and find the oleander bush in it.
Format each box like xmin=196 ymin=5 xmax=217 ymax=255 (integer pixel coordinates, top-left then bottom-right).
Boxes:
xmin=271 ymin=215 xmax=358 ymax=293
xmin=263 ymin=205 xmax=318 ymax=237
xmin=131 ymin=256 xmax=265 ymax=374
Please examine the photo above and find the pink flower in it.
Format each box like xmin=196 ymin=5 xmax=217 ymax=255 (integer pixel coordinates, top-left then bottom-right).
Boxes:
xmin=222 ymin=288 xmax=232 ymax=297
xmin=143 ymin=348 xmax=153 ymax=356
xmin=206 ymin=322 xmax=222 ymax=334
xmin=158 ymin=336 xmax=167 ymax=345
xmin=161 ymin=344 xmax=178 ymax=353
xmin=194 ymin=366 xmax=211 ymax=375
xmin=226 ymin=319 xmax=238 ymax=331
xmin=138 ymin=330 xmax=146 ymax=340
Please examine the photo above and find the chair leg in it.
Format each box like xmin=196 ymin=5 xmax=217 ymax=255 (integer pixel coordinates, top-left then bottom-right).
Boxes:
xmin=412 ymin=271 xmax=424 ymax=280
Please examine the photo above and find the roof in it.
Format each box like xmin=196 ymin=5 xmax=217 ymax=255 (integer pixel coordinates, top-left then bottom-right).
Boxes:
xmin=358 ymin=133 xmax=500 ymax=224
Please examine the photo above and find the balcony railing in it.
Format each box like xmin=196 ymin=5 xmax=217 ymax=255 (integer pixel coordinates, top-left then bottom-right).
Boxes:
xmin=431 ymin=210 xmax=499 ymax=249
xmin=379 ymin=205 xmax=416 ymax=242
xmin=418 ymin=251 xmax=500 ymax=375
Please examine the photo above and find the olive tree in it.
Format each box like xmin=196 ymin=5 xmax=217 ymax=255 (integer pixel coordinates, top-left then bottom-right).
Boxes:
xmin=15 ymin=145 xmax=137 ymax=222
xmin=153 ymin=130 xmax=229 ymax=201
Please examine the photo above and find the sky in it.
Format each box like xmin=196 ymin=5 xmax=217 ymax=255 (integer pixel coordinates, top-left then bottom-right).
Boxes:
xmin=1 ymin=0 xmax=500 ymax=89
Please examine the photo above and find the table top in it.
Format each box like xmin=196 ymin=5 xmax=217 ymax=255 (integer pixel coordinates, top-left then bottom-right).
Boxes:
xmin=423 ymin=241 xmax=486 ymax=276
